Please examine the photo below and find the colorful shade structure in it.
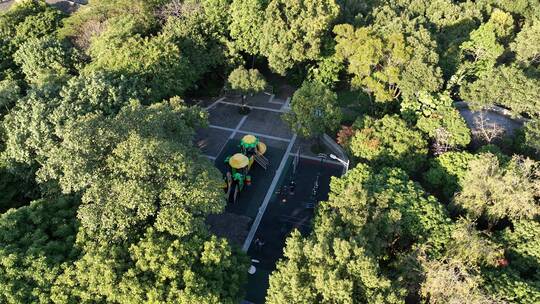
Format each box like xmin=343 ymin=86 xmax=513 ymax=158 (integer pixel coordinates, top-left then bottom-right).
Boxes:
xmin=223 ymin=135 xmax=270 ymax=204
xmin=257 ymin=142 xmax=267 ymax=154
xmin=229 ymin=153 xmax=249 ymax=169
xmin=241 ymin=134 xmax=259 ymax=149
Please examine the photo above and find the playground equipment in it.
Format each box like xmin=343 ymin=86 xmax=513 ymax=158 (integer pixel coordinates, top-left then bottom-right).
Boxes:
xmin=224 ymin=134 xmax=269 ymax=203
xmin=240 ymin=134 xmax=269 ymax=170
xmin=304 ymin=153 xmax=326 ymax=209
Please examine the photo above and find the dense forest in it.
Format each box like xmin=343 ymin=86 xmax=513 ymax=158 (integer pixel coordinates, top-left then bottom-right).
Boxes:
xmin=0 ymin=0 xmax=539 ymax=303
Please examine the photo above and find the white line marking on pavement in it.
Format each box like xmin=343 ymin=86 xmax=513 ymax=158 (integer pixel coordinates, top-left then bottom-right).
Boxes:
xmin=212 ymin=138 xmax=230 ymax=164
xmin=204 ymin=155 xmax=217 ymax=160
xmin=281 ymin=97 xmax=291 ymax=111
xmin=242 ymin=134 xmax=298 ymax=252
xmin=230 ymin=116 xmax=248 ymax=139
xmin=206 ymin=97 xmax=225 ymax=110
xmin=236 ymin=130 xmax=291 ymax=142
xmin=208 ymin=116 xmax=247 ymax=163
xmin=208 ymin=125 xmax=292 ymax=142
xmin=268 ymin=92 xmax=285 ymax=105
xmin=289 ymin=153 xmax=342 ymax=166
xmin=208 ymin=125 xmax=239 ymax=132
xmin=217 ymin=100 xmax=285 ymax=113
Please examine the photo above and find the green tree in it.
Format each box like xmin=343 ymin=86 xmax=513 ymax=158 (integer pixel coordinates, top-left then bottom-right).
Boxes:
xmin=200 ymin=0 xmax=232 ymax=36
xmin=0 ymin=0 xmax=52 ymax=76
xmin=59 ymin=0 xmax=162 ymax=49
xmin=523 ymin=119 xmax=540 ymax=158
xmin=306 ymin=55 xmax=344 ymax=88
xmin=512 ymin=19 xmax=540 ymax=67
xmin=423 ymin=151 xmax=478 ymax=201
xmin=418 ymin=217 xmax=505 ymax=304
xmin=51 ymin=70 xmax=141 ymax=130
xmin=0 ymin=157 xmax=40 ymax=213
xmin=328 ymin=165 xmax=451 ymax=257
xmin=0 ymin=0 xmax=50 ymax=39
xmin=498 ymin=220 xmax=540 ymax=278
xmin=11 ymin=6 xmax=64 ymax=47
xmin=283 ymin=81 xmax=341 ymax=139
xmin=162 ymin=0 xmax=235 ymax=86
xmin=402 ymin=92 xmax=471 ymax=151
xmin=267 ymin=230 xmax=402 ymax=304
xmin=227 ymin=66 xmax=267 ymax=113
xmin=370 ymin=0 xmax=484 ymax=81
xmin=445 ymin=219 xmax=503 ymax=268
xmin=86 ymin=17 xmax=196 ymax=101
xmin=334 ymin=24 xmax=410 ymax=103
xmin=0 ymin=196 xmax=79 ymax=304
xmin=482 ymin=219 xmax=540 ymax=303
xmin=52 ymin=228 xmax=249 ymax=304
xmin=335 ymin=0 xmax=371 ymax=25
xmin=366 ymin=8 xmax=446 ymax=101
xmin=492 ymin=0 xmax=540 ymax=20
xmin=2 ymin=71 xmax=139 ymax=166
xmin=454 ymin=153 xmax=540 ymax=224
xmin=334 ymin=23 xmax=442 ymax=103
xmin=38 ymin=99 xmax=222 ymax=242
xmin=35 ymin=98 xmax=249 ymax=304
xmin=396 ymin=28 xmax=444 ymax=102
xmin=457 ymin=9 xmax=513 ymax=79
xmin=2 ymin=96 xmax=250 ymax=302
xmin=267 ymin=164 xmax=451 ymax=303
xmin=260 ymin=0 xmax=340 ymax=75
xmin=460 ymin=65 xmax=540 ymax=118
xmin=420 ymin=258 xmax=494 ymax=304
xmin=459 ymin=23 xmax=503 ymax=76
xmin=484 ymin=8 xmax=515 ymax=42
xmin=0 ymin=78 xmax=20 ymax=115
xmin=350 ymin=115 xmax=428 ymax=174
xmin=229 ymin=0 xmax=265 ymax=55
xmin=13 ymin=37 xmax=79 ymax=86
xmin=2 ymin=93 xmax=58 ymax=166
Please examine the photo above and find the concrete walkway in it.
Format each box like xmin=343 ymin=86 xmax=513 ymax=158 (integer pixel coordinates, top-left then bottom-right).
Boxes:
xmin=455 ymin=101 xmax=527 ymax=136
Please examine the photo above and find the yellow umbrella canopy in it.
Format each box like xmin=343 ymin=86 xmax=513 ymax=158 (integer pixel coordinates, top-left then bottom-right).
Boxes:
xmin=229 ymin=153 xmax=249 ymax=169
xmin=242 ymin=134 xmax=257 ymax=145
xmin=257 ymin=142 xmax=267 ymax=154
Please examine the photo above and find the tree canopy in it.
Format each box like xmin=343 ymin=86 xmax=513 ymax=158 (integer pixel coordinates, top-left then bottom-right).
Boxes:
xmin=13 ymin=37 xmax=79 ymax=86
xmin=284 ymin=81 xmax=342 ymax=139
xmin=349 ymin=115 xmax=428 ymax=175
xmin=260 ymin=0 xmax=340 ymax=75
xmin=454 ymin=153 xmax=540 ymax=224
xmin=227 ymin=66 xmax=267 ymax=97
xmin=423 ymin=151 xmax=478 ymax=201
xmin=460 ymin=65 xmax=540 ymax=118
xmin=267 ymin=164 xmax=451 ymax=303
xmin=38 ymin=99 xmax=221 ymax=240
xmin=1 ymin=0 xmax=540 ymax=302
xmin=229 ymin=0 xmax=265 ymax=56
xmin=401 ymin=92 xmax=471 ymax=151
xmin=0 ymin=196 xmax=79 ymax=304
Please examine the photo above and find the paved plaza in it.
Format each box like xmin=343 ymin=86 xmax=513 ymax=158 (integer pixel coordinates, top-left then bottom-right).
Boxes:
xmin=196 ymin=92 xmax=344 ymax=304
